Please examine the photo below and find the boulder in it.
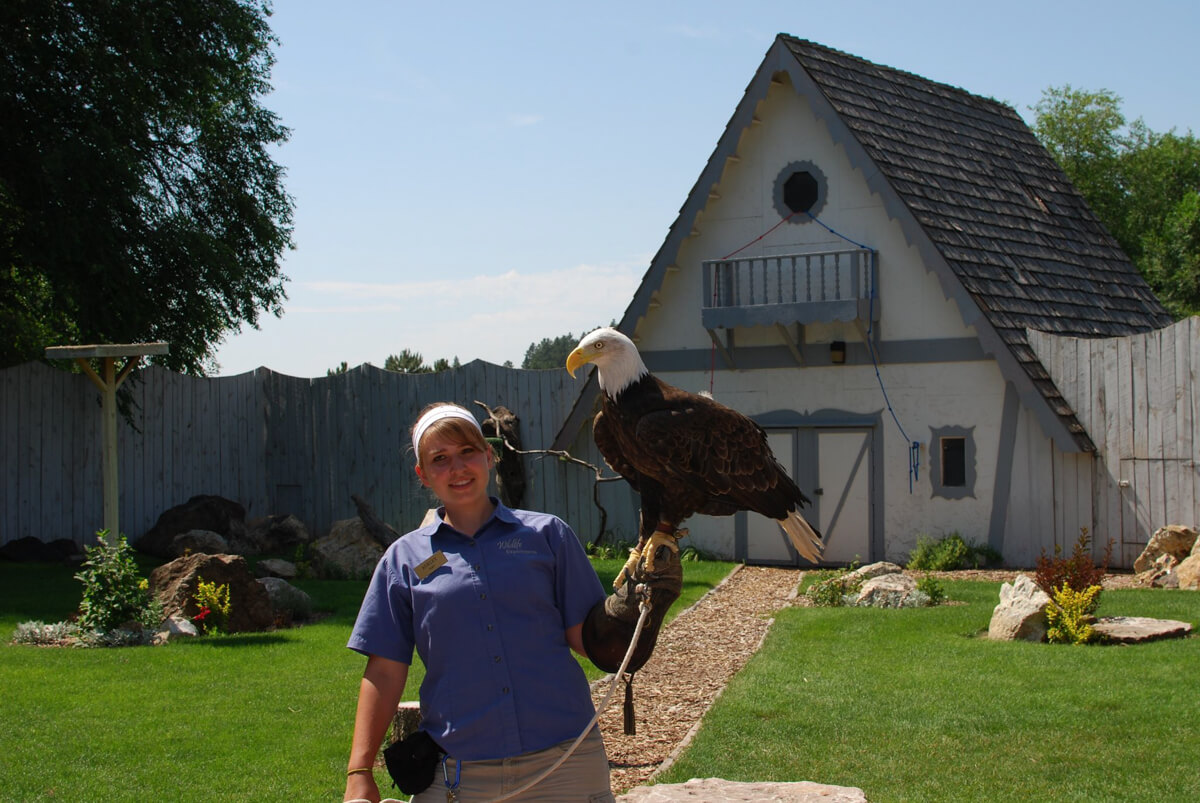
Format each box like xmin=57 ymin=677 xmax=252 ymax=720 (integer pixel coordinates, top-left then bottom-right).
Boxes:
xmin=1177 ymin=553 xmax=1200 ymax=590
xmin=0 ymin=536 xmax=83 ymax=563
xmin=311 ymin=517 xmax=385 ymax=580
xmin=170 ymin=529 xmax=230 ymax=557
xmin=241 ymin=513 xmax=312 ymax=556
xmin=148 ymin=553 xmax=274 ymax=633
xmin=137 ymin=495 xmax=247 ymax=559
xmin=257 ymin=577 xmax=313 ymax=623
xmin=1133 ymin=525 xmax=1198 ymax=574
xmin=988 ymin=574 xmax=1050 ymax=642
xmin=843 ymin=561 xmax=904 ymax=585
xmin=255 ymin=558 xmax=299 ymax=579
xmin=855 ymin=573 xmax=921 ymax=608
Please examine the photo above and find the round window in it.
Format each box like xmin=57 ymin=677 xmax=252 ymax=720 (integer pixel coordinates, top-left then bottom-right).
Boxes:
xmin=773 ymin=160 xmax=827 ymax=222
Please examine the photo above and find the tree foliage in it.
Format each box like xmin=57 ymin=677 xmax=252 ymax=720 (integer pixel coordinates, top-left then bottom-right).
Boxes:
xmin=0 ymin=0 xmax=294 ymax=373
xmin=522 ymin=332 xmax=580 ymax=370
xmin=1033 ymin=86 xmax=1200 ymax=318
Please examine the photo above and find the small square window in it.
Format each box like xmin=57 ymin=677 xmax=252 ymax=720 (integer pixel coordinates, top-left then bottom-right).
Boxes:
xmin=929 ymin=425 xmax=975 ymax=500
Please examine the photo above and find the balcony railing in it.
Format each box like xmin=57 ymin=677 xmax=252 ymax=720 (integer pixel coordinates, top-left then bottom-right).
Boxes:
xmin=701 ymin=247 xmax=877 ymax=329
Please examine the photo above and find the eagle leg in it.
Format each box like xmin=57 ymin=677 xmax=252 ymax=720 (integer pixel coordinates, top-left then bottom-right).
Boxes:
xmin=640 ymin=523 xmax=685 ymax=575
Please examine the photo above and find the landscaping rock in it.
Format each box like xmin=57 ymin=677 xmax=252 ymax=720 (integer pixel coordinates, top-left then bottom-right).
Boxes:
xmin=149 ymin=553 xmax=274 ymax=633
xmin=1092 ymin=616 xmax=1193 ymax=644
xmin=988 ymin=574 xmax=1050 ymax=641
xmin=242 ymin=513 xmax=312 ymax=555
xmin=311 ymin=518 xmax=384 ymax=579
xmin=257 ymin=577 xmax=313 ymax=622
xmin=617 ymin=778 xmax=867 ymax=802
xmin=1133 ymin=524 xmax=1197 ymax=574
xmin=255 ymin=558 xmax=299 ymax=579
xmin=170 ymin=529 xmax=230 ymax=557
xmin=855 ymin=572 xmax=921 ymax=608
xmin=153 ymin=614 xmax=199 ymax=644
xmin=137 ymin=495 xmax=247 ymax=559
xmin=0 ymin=536 xmax=83 ymax=562
xmin=843 ymin=560 xmax=904 ymax=585
xmin=1176 ymin=553 xmax=1200 ymax=590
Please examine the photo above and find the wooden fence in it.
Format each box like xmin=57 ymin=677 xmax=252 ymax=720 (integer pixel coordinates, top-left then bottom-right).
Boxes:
xmin=0 ymin=360 xmax=621 ymax=549
xmin=1028 ymin=317 xmax=1200 ymax=565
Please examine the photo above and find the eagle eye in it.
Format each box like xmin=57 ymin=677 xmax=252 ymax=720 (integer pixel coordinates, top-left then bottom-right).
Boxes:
xmin=594 ymin=342 xmax=605 ymax=351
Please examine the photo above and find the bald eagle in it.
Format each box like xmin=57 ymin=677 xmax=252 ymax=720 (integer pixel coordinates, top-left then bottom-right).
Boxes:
xmin=567 ymin=328 xmax=823 ymax=586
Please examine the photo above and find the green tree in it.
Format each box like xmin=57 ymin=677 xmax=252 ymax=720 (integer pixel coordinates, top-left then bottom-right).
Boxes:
xmin=522 ymin=333 xmax=579 ymax=369
xmin=384 ymin=349 xmax=431 ymax=373
xmin=0 ymin=0 xmax=294 ymax=373
xmin=327 ymin=361 xmax=349 ymax=376
xmin=1033 ymin=86 xmax=1200 ymax=318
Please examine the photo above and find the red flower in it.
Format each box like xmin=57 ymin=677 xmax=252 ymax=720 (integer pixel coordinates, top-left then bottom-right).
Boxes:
xmin=193 ymin=606 xmax=211 ymax=622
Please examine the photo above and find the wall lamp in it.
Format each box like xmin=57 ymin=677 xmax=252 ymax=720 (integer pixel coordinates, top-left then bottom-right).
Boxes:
xmin=830 ymin=340 xmax=846 ymax=365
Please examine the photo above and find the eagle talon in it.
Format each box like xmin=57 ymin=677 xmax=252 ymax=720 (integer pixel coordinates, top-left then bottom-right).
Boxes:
xmin=639 ymin=527 xmax=685 ymax=576
xmin=613 ymin=543 xmax=644 ymax=590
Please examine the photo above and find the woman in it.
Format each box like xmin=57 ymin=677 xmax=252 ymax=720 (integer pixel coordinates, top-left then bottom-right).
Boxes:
xmin=343 ymin=403 xmax=615 ymax=803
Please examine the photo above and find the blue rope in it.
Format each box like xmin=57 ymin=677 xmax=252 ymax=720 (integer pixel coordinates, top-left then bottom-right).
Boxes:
xmin=807 ymin=213 xmax=921 ymax=492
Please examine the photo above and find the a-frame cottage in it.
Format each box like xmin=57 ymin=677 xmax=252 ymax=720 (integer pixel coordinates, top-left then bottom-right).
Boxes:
xmin=555 ymin=35 xmax=1173 ymax=569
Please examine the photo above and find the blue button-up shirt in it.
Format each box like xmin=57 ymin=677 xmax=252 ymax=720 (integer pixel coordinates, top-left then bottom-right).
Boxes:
xmin=348 ymin=501 xmax=606 ymax=761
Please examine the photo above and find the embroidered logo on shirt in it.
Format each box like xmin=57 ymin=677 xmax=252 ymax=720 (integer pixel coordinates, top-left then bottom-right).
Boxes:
xmin=495 ymin=536 xmax=536 ymax=555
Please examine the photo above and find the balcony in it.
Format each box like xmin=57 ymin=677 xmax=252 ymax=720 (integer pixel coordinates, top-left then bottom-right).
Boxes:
xmin=701 ymin=247 xmax=878 ymax=330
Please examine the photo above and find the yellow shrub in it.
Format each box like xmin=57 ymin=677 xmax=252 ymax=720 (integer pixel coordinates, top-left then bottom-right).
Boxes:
xmin=1045 ymin=583 xmax=1101 ymax=645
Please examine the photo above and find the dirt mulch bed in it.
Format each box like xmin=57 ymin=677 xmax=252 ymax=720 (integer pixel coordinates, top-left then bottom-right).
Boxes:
xmin=594 ymin=565 xmax=1144 ymax=794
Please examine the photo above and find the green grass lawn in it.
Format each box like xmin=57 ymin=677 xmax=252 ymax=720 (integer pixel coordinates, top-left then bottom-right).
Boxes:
xmin=656 ymin=581 xmax=1200 ymax=802
xmin=0 ymin=556 xmax=734 ymax=801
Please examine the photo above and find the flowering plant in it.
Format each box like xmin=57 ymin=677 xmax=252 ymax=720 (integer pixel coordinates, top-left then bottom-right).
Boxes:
xmin=192 ymin=577 xmax=232 ymax=635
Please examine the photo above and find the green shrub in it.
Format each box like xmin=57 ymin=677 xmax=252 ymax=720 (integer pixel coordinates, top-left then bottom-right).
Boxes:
xmin=804 ymin=564 xmax=863 ymax=607
xmin=10 ymin=620 xmax=82 ymax=646
xmin=916 ymin=576 xmax=946 ymax=605
xmin=907 ymin=532 xmax=999 ymax=570
xmin=74 ymin=532 xmax=163 ymax=634
xmin=192 ymin=576 xmax=232 ymax=635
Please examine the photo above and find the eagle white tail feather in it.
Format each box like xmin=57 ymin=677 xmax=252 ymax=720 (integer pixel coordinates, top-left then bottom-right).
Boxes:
xmin=779 ymin=510 xmax=823 ymax=564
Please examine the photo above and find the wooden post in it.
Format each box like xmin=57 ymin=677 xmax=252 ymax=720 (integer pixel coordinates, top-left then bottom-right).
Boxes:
xmin=44 ymin=343 xmax=169 ymax=538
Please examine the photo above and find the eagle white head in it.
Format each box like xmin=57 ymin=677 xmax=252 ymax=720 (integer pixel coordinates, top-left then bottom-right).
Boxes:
xmin=565 ymin=327 xmax=649 ymax=397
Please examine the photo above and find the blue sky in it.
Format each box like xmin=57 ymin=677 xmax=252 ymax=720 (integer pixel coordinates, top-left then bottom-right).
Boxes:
xmin=212 ymin=0 xmax=1200 ymax=377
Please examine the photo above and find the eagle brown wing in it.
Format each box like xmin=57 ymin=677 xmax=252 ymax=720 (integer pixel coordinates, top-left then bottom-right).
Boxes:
xmin=592 ymin=408 xmax=644 ymax=492
xmin=633 ymin=391 xmax=793 ymax=516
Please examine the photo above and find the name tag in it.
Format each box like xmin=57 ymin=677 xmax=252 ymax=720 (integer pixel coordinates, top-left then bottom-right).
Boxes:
xmin=414 ymin=551 xmax=447 ymax=580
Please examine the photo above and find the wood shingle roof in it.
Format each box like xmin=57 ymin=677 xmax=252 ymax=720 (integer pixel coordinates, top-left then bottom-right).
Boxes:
xmin=780 ymin=36 xmax=1171 ymax=447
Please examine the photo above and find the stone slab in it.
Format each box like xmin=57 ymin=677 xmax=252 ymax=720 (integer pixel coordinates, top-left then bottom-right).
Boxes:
xmin=1093 ymin=616 xmax=1193 ymax=644
xmin=617 ymin=778 xmax=868 ymax=802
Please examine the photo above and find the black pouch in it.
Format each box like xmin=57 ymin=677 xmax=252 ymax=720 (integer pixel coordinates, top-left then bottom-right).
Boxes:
xmin=382 ymin=730 xmax=443 ymax=795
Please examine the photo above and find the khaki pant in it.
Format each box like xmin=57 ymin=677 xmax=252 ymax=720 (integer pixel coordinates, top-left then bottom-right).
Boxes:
xmin=410 ymin=726 xmax=614 ymax=803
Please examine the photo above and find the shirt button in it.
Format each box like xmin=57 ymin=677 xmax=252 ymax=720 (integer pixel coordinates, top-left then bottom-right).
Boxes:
xmin=502 ymin=687 xmax=510 ymax=694
xmin=494 ymin=656 xmax=501 ymax=663
xmin=486 ymin=624 xmax=493 ymax=631
xmin=480 ymin=593 xmax=487 ymax=600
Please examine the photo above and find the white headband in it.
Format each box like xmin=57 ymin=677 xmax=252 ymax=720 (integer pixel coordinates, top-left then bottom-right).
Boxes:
xmin=411 ymin=405 xmax=482 ymax=455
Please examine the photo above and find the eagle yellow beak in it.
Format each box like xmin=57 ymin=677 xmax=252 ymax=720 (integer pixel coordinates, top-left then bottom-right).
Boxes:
xmin=565 ymin=347 xmax=592 ymax=378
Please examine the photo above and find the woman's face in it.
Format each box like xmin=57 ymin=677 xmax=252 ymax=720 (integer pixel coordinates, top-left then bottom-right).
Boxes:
xmin=415 ymin=430 xmax=493 ymax=507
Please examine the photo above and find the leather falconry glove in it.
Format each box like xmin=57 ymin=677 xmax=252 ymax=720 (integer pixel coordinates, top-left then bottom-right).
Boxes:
xmin=582 ymin=536 xmax=683 ymax=675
